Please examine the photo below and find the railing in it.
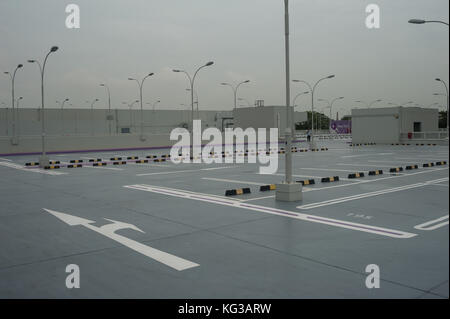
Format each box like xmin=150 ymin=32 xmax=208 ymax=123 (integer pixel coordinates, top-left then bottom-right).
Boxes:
xmin=400 ymin=131 xmax=448 ymax=140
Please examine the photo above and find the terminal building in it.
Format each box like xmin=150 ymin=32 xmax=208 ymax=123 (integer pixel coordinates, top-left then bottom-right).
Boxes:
xmin=351 ymin=106 xmax=440 ymax=144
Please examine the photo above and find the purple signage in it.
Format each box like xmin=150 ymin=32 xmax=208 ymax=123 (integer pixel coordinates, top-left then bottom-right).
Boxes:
xmin=330 ymin=120 xmax=351 ymax=134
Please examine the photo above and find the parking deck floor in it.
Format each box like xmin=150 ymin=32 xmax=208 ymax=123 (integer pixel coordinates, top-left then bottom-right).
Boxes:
xmin=0 ymin=140 xmax=448 ymax=298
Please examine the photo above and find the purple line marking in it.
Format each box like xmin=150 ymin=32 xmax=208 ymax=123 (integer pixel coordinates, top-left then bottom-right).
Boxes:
xmin=306 ymin=216 xmax=403 ymax=235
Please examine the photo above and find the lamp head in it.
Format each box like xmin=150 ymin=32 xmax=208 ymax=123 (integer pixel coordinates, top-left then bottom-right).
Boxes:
xmin=408 ymin=19 xmax=426 ymax=24
xmin=205 ymin=61 xmax=214 ymax=66
xmin=327 ymin=75 xmax=335 ymax=79
xmin=50 ymin=46 xmax=59 ymax=52
xmin=17 ymin=64 xmax=23 ymax=68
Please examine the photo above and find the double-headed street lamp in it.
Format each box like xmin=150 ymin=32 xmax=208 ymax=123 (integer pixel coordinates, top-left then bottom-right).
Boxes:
xmin=435 ymin=78 xmax=449 ymax=133
xmin=220 ymin=80 xmax=250 ymax=109
xmin=100 ymin=83 xmax=112 ymax=135
xmin=128 ymin=73 xmax=154 ymax=140
xmin=318 ymin=96 xmax=344 ymax=132
xmin=173 ymin=62 xmax=214 ymax=128
xmin=292 ymin=75 xmax=335 ymax=148
xmin=173 ymin=61 xmax=214 ymax=157
xmin=28 ymin=46 xmax=59 ymax=168
xmin=90 ymin=98 xmax=99 ymax=135
xmin=4 ymin=63 xmax=23 ymax=144
xmin=123 ymin=100 xmax=139 ymax=130
xmin=57 ymin=98 xmax=69 ymax=134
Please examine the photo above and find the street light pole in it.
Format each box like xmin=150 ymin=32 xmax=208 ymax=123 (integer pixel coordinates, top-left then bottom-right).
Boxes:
xmin=1 ymin=102 xmax=7 ymax=136
xmin=293 ymin=75 xmax=335 ymax=148
xmin=28 ymin=46 xmax=59 ymax=168
xmin=57 ymin=98 xmax=69 ymax=134
xmin=100 ymin=84 xmax=112 ymax=135
xmin=4 ymin=64 xmax=23 ymax=144
xmin=436 ymin=78 xmax=449 ymax=134
xmin=173 ymin=61 xmax=214 ymax=158
xmin=220 ymin=80 xmax=250 ymax=109
xmin=15 ymin=97 xmax=23 ymax=138
xmin=128 ymin=73 xmax=154 ymax=141
xmin=90 ymin=98 xmax=99 ymax=135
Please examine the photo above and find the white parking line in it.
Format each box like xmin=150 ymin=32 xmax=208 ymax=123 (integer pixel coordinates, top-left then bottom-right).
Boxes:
xmin=83 ymin=165 xmax=123 ymax=171
xmin=124 ymin=184 xmax=417 ymax=239
xmin=0 ymin=158 xmax=12 ymax=161
xmin=202 ymin=177 xmax=267 ymax=186
xmin=297 ymin=177 xmax=449 ymax=210
xmin=0 ymin=161 xmax=67 ymax=175
xmin=137 ymin=166 xmax=237 ymax=176
xmin=414 ymin=215 xmax=449 ymax=231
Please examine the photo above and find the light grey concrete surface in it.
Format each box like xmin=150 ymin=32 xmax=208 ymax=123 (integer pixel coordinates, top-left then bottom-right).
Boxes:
xmin=0 ymin=140 xmax=448 ymax=298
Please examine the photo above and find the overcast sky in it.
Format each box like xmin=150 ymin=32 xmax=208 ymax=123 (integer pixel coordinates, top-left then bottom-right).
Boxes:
xmin=0 ymin=0 xmax=448 ymax=116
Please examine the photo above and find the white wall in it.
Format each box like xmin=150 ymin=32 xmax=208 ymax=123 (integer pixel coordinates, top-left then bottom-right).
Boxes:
xmin=0 ymin=108 xmax=233 ymax=137
xmin=352 ymin=106 xmax=439 ymax=144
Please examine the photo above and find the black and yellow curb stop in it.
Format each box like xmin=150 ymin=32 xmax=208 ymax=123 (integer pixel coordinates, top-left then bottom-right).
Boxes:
xmin=225 ymin=188 xmax=251 ymax=196
xmin=321 ymin=176 xmax=339 ymax=183
xmin=25 ymin=162 xmax=39 ymax=166
xmin=297 ymin=179 xmax=315 ymax=185
xmin=154 ymin=158 xmax=166 ymax=162
xmin=44 ymin=165 xmax=60 ymax=170
xmin=389 ymin=167 xmax=403 ymax=172
xmin=89 ymin=159 xmax=102 ymax=162
xmin=348 ymin=172 xmax=365 ymax=178
xmin=113 ymin=161 xmax=127 ymax=165
xmin=436 ymin=161 xmax=447 ymax=166
xmin=110 ymin=157 xmax=122 ymax=161
xmin=161 ymin=154 xmax=171 ymax=158
xmin=127 ymin=156 xmax=139 ymax=160
xmin=93 ymin=162 xmax=107 ymax=166
xmin=368 ymin=170 xmax=383 ymax=176
xmin=49 ymin=161 xmax=60 ymax=164
xmin=69 ymin=159 xmax=83 ymax=163
xmin=135 ymin=159 xmax=149 ymax=163
xmin=422 ymin=163 xmax=435 ymax=167
xmin=146 ymin=155 xmax=157 ymax=159
xmin=405 ymin=165 xmax=418 ymax=170
xmin=260 ymin=184 xmax=277 ymax=191
xmin=67 ymin=164 xmax=82 ymax=168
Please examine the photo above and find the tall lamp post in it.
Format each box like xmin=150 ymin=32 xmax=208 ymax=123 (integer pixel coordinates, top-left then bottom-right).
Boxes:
xmin=128 ymin=73 xmax=154 ymax=141
xmin=90 ymin=99 xmax=99 ymax=135
xmin=220 ymin=80 xmax=250 ymax=109
xmin=16 ymin=96 xmax=23 ymax=138
xmin=28 ymin=46 xmax=59 ymax=168
xmin=436 ymin=78 xmax=449 ymax=133
xmin=173 ymin=61 xmax=214 ymax=158
xmin=293 ymin=75 xmax=335 ymax=148
xmin=4 ymin=63 xmax=23 ymax=144
xmin=1 ymin=102 xmax=7 ymax=136
xmin=100 ymin=83 xmax=112 ymax=135
xmin=275 ymin=0 xmax=303 ymax=202
xmin=123 ymin=100 xmax=139 ymax=131
xmin=57 ymin=98 xmax=69 ymax=134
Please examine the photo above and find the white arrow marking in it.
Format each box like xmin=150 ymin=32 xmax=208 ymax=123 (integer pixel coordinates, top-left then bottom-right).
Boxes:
xmin=43 ymin=208 xmax=199 ymax=271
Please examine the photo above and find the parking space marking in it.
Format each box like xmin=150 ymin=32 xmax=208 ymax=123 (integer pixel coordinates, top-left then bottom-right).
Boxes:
xmin=83 ymin=165 xmax=124 ymax=171
xmin=137 ymin=166 xmax=237 ymax=176
xmin=414 ymin=215 xmax=449 ymax=231
xmin=0 ymin=161 xmax=67 ymax=175
xmin=202 ymin=177 xmax=267 ymax=186
xmin=123 ymin=184 xmax=417 ymax=239
xmin=273 ymin=173 xmax=352 ymax=181
xmin=341 ymin=153 xmax=393 ymax=158
xmin=297 ymin=177 xmax=449 ymax=210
